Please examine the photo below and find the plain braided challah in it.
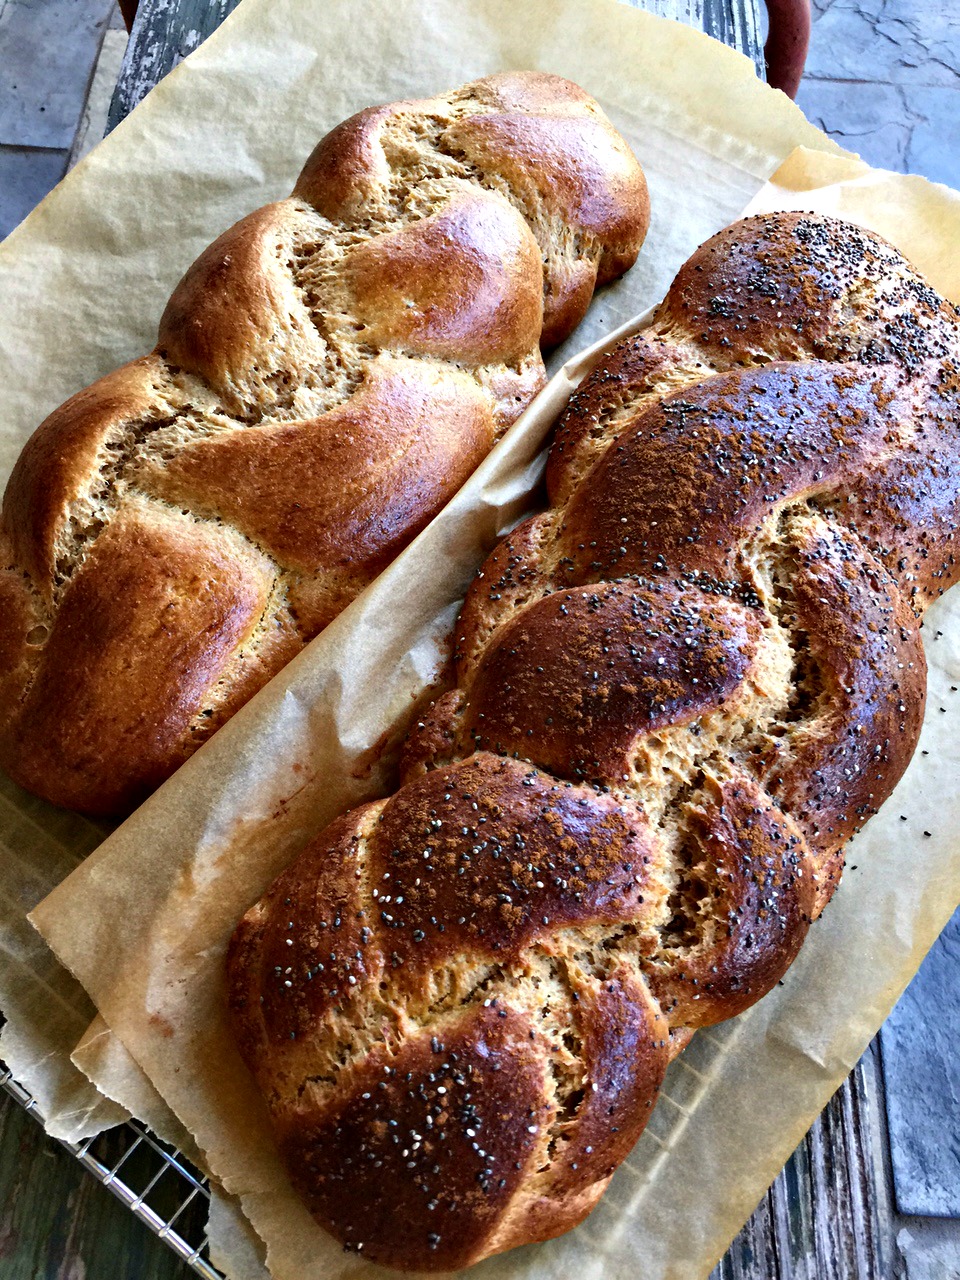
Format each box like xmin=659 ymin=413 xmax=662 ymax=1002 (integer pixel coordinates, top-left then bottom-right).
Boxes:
xmin=228 ymin=211 xmax=960 ymax=1271
xmin=0 ymin=72 xmax=648 ymax=816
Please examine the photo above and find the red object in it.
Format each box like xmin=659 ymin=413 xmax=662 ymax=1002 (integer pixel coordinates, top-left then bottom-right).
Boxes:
xmin=118 ymin=0 xmax=138 ymax=32
xmin=763 ymin=0 xmax=811 ymax=98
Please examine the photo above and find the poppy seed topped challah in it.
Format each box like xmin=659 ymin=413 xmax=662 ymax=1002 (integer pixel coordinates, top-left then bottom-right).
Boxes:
xmin=228 ymin=211 xmax=960 ymax=1272
xmin=0 ymin=72 xmax=649 ymax=815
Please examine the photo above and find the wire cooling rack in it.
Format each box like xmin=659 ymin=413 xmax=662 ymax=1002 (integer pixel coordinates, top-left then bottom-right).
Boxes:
xmin=0 ymin=1062 xmax=225 ymax=1279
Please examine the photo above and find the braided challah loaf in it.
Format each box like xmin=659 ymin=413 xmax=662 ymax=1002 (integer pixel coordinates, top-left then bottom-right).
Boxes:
xmin=0 ymin=73 xmax=648 ymax=816
xmin=228 ymin=211 xmax=960 ymax=1271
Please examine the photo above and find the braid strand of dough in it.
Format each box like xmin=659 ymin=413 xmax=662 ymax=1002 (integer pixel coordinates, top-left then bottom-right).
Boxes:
xmin=229 ymin=212 xmax=960 ymax=1270
xmin=0 ymin=72 xmax=648 ymax=815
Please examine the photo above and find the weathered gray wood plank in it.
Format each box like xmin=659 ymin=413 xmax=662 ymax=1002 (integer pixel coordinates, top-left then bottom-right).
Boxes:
xmin=0 ymin=1087 xmax=200 ymax=1279
xmin=108 ymin=0 xmax=241 ymax=130
xmin=709 ymin=1042 xmax=895 ymax=1280
xmin=622 ymin=0 xmax=764 ymax=75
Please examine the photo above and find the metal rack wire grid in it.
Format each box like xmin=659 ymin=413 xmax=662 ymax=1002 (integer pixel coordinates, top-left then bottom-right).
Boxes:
xmin=0 ymin=1062 xmax=225 ymax=1279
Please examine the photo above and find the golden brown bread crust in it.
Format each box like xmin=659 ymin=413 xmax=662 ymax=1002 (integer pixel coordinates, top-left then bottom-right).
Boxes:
xmin=228 ymin=212 xmax=960 ymax=1269
xmin=11 ymin=501 xmax=294 ymax=813
xmin=295 ymin=71 xmax=649 ymax=348
xmin=229 ymin=753 xmax=674 ymax=1269
xmin=0 ymin=73 xmax=649 ymax=815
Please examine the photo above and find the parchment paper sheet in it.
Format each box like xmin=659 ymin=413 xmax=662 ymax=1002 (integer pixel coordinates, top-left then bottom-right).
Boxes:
xmin=33 ymin=143 xmax=960 ymax=1280
xmin=0 ymin=774 xmax=127 ymax=1139
xmin=0 ymin=0 xmax=839 ymax=1143
xmin=3 ymin=1 xmax=958 ymax=1278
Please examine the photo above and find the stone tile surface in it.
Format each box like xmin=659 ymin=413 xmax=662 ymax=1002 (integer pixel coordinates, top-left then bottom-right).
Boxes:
xmin=0 ymin=0 xmax=125 ymax=238
xmin=0 ymin=145 xmax=68 ymax=237
xmin=805 ymin=0 xmax=960 ymax=88
xmin=0 ymin=0 xmax=115 ymax=149
xmin=897 ymin=1222 xmax=960 ymax=1280
xmin=797 ymin=78 xmax=914 ymax=169
xmin=797 ymin=0 xmax=960 ymax=187
xmin=904 ymin=87 xmax=960 ymax=190
xmin=796 ymin=78 xmax=960 ymax=190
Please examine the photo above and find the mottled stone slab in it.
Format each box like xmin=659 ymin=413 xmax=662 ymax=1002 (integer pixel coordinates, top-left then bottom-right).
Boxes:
xmin=0 ymin=0 xmax=115 ymax=149
xmin=807 ymin=0 xmax=960 ymax=89
xmin=796 ymin=77 xmax=914 ymax=171
xmin=904 ymin=86 xmax=960 ymax=189
xmin=795 ymin=76 xmax=960 ymax=190
xmin=881 ymin=908 xmax=960 ymax=1217
xmin=897 ymin=1221 xmax=960 ymax=1280
xmin=800 ymin=0 xmax=960 ymax=193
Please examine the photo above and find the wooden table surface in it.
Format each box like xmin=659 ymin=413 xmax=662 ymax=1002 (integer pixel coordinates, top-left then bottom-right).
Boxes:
xmin=3 ymin=1 xmax=955 ymax=1278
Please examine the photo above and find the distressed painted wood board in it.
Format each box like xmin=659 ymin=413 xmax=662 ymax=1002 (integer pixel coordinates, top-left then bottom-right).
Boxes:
xmin=712 ymin=1042 xmax=897 ymax=1280
xmin=0 ymin=1087 xmax=204 ymax=1279
xmin=109 ymin=0 xmax=250 ymax=129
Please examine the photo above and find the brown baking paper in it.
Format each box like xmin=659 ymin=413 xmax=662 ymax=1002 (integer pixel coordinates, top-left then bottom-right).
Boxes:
xmin=6 ymin=2 xmax=958 ymax=1279
xmin=0 ymin=0 xmax=839 ymax=1144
